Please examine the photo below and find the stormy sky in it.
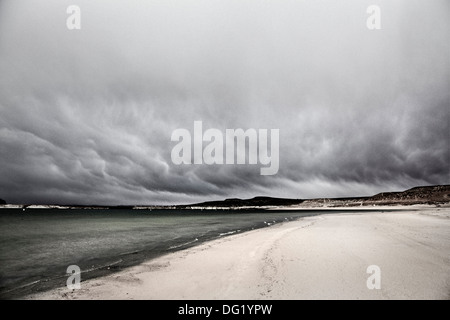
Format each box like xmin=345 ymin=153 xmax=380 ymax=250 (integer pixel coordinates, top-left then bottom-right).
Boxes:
xmin=0 ymin=0 xmax=449 ymax=205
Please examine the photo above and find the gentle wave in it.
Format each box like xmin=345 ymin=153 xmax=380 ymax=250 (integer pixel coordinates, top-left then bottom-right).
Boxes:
xmin=1 ymin=280 xmax=41 ymax=294
xmin=119 ymin=250 xmax=140 ymax=256
xmin=219 ymin=230 xmax=236 ymax=236
xmin=168 ymin=238 xmax=199 ymax=250
xmin=82 ymin=259 xmax=123 ymax=273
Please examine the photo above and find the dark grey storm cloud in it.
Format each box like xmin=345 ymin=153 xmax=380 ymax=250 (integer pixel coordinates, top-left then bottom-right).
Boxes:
xmin=0 ymin=0 xmax=449 ymax=205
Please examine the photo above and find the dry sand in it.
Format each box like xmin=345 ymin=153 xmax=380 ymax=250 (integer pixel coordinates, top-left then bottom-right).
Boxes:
xmin=28 ymin=207 xmax=450 ymax=300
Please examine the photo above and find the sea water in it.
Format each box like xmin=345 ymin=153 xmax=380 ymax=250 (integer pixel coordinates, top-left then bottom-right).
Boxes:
xmin=0 ymin=208 xmax=345 ymax=298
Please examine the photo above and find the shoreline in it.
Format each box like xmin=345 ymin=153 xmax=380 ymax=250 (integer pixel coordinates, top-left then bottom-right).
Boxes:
xmin=26 ymin=206 xmax=450 ymax=300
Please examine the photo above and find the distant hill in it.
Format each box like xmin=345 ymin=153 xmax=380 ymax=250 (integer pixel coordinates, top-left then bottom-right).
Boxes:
xmin=181 ymin=185 xmax=450 ymax=209
xmin=0 ymin=199 xmax=6 ymax=205
xmin=185 ymin=196 xmax=303 ymax=208
xmin=369 ymin=185 xmax=450 ymax=203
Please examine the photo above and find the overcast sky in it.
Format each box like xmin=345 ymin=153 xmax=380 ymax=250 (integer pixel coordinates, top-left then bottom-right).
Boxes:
xmin=0 ymin=0 xmax=449 ymax=205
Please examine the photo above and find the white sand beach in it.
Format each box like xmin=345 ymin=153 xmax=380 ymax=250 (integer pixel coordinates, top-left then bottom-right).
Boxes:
xmin=28 ymin=207 xmax=450 ymax=300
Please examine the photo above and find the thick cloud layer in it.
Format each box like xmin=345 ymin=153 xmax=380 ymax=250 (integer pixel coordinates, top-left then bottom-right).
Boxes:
xmin=0 ymin=0 xmax=449 ymax=205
